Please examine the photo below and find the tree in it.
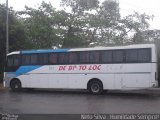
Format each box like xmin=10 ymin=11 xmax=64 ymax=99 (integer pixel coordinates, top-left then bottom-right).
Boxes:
xmin=60 ymin=0 xmax=151 ymax=47
xmin=18 ymin=2 xmax=64 ymax=49
xmin=0 ymin=4 xmax=26 ymax=82
xmin=60 ymin=0 xmax=100 ymax=47
xmin=87 ymin=0 xmax=120 ymax=46
xmin=18 ymin=0 xmax=152 ymax=49
xmin=122 ymin=12 xmax=152 ymax=44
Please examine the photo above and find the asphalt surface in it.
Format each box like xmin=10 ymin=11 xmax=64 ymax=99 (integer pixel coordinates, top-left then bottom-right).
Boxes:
xmin=1 ymin=88 xmax=160 ymax=114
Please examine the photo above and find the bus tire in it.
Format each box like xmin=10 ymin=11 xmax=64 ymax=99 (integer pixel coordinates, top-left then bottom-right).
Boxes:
xmin=10 ymin=79 xmax=22 ymax=92
xmin=88 ymin=80 xmax=103 ymax=95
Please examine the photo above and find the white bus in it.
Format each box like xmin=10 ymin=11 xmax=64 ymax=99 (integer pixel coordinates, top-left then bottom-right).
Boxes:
xmin=3 ymin=44 xmax=158 ymax=94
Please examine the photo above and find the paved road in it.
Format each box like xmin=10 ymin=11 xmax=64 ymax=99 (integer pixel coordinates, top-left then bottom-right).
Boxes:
xmin=0 ymin=88 xmax=160 ymax=114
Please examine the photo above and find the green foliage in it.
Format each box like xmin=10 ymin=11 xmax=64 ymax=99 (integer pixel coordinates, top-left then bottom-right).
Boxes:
xmin=61 ymin=0 xmax=99 ymax=12
xmin=0 ymin=4 xmax=26 ymax=82
xmin=18 ymin=2 xmax=61 ymax=49
xmin=17 ymin=0 xmax=153 ymax=48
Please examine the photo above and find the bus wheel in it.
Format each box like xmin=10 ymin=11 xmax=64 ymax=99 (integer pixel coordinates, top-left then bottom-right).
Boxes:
xmin=10 ymin=79 xmax=22 ymax=92
xmin=88 ymin=80 xmax=103 ymax=95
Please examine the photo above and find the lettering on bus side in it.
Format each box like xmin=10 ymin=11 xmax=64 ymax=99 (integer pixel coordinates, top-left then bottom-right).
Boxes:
xmin=58 ymin=65 xmax=101 ymax=71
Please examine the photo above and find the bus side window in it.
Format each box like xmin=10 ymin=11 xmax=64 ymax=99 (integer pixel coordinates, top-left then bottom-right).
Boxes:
xmin=113 ymin=50 xmax=124 ymax=63
xmin=69 ymin=52 xmax=78 ymax=64
xmin=30 ymin=54 xmax=38 ymax=65
xmin=7 ymin=56 xmax=14 ymax=67
xmin=101 ymin=51 xmax=112 ymax=63
xmin=49 ymin=53 xmax=58 ymax=64
xmin=39 ymin=54 xmax=49 ymax=65
xmin=138 ymin=48 xmax=151 ymax=62
xmin=90 ymin=51 xmax=100 ymax=63
xmin=80 ymin=52 xmax=89 ymax=63
xmin=59 ymin=53 xmax=69 ymax=64
xmin=22 ymin=55 xmax=30 ymax=65
xmin=13 ymin=55 xmax=20 ymax=66
xmin=125 ymin=49 xmax=138 ymax=63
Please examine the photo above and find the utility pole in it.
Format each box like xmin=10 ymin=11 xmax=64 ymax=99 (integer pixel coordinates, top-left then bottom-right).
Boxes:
xmin=6 ymin=0 xmax=9 ymax=54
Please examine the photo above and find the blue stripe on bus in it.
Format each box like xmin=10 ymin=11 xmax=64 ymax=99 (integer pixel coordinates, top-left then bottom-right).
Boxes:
xmin=15 ymin=66 xmax=42 ymax=76
xmin=21 ymin=49 xmax=69 ymax=54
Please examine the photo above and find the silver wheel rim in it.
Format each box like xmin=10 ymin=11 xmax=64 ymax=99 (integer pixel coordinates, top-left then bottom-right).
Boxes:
xmin=15 ymin=84 xmax=18 ymax=88
xmin=13 ymin=81 xmax=19 ymax=89
xmin=91 ymin=83 xmax=100 ymax=93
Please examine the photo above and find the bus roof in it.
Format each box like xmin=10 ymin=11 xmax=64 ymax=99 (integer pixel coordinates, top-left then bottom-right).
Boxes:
xmin=7 ymin=44 xmax=155 ymax=55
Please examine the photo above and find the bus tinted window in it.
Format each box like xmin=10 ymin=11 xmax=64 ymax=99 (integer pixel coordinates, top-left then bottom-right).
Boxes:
xmin=22 ymin=55 xmax=30 ymax=65
xmin=69 ymin=53 xmax=78 ymax=64
xmin=59 ymin=53 xmax=69 ymax=64
xmin=13 ymin=55 xmax=20 ymax=66
xmin=7 ymin=56 xmax=14 ymax=67
xmin=80 ymin=52 xmax=89 ymax=63
xmin=49 ymin=54 xmax=58 ymax=64
xmin=39 ymin=54 xmax=48 ymax=65
xmin=90 ymin=51 xmax=99 ymax=63
xmin=138 ymin=49 xmax=151 ymax=62
xmin=125 ymin=49 xmax=138 ymax=62
xmin=101 ymin=51 xmax=112 ymax=63
xmin=113 ymin=50 xmax=123 ymax=63
xmin=30 ymin=54 xmax=38 ymax=64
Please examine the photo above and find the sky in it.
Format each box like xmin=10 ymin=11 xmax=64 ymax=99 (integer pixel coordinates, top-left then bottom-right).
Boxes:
xmin=0 ymin=0 xmax=160 ymax=30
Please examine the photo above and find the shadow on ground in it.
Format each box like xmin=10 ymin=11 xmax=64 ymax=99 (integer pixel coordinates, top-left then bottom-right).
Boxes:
xmin=6 ymin=87 xmax=160 ymax=99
